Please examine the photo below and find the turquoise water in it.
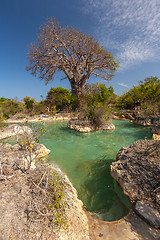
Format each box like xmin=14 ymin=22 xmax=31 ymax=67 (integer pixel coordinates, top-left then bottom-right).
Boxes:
xmin=37 ymin=119 xmax=152 ymax=221
xmin=4 ymin=120 xmax=152 ymax=221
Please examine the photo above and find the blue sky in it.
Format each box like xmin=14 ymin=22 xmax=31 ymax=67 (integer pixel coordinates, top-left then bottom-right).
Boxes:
xmin=0 ymin=0 xmax=160 ymax=101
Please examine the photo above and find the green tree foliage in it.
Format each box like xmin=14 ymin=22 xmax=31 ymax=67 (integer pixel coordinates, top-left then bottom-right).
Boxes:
xmin=26 ymin=18 xmax=119 ymax=100
xmin=0 ymin=96 xmax=48 ymax=120
xmin=33 ymin=100 xmax=48 ymax=115
xmin=117 ymin=76 xmax=160 ymax=115
xmin=78 ymin=82 xmax=114 ymax=128
xmin=23 ymin=96 xmax=36 ymax=110
xmin=0 ymin=97 xmax=10 ymax=103
xmin=22 ymin=97 xmax=48 ymax=116
xmin=46 ymin=87 xmax=71 ymax=111
xmin=84 ymin=82 xmax=114 ymax=104
xmin=0 ymin=97 xmax=24 ymax=119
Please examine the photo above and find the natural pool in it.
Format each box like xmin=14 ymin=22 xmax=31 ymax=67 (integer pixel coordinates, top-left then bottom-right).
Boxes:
xmin=36 ymin=119 xmax=152 ymax=221
xmin=5 ymin=120 xmax=152 ymax=221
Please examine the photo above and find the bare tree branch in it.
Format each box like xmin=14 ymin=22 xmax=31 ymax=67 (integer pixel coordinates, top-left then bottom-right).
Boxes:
xmin=26 ymin=18 xmax=119 ymax=99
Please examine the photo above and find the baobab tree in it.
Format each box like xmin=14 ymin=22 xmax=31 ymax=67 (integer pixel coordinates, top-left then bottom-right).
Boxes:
xmin=26 ymin=18 xmax=119 ymax=100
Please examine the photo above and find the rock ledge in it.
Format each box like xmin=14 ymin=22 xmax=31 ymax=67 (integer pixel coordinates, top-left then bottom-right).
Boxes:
xmin=111 ymin=140 xmax=160 ymax=228
xmin=67 ymin=119 xmax=115 ymax=132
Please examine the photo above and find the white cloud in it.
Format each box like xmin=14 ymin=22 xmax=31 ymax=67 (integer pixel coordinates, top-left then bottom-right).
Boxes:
xmin=82 ymin=0 xmax=160 ymax=71
xmin=118 ymin=83 xmax=129 ymax=88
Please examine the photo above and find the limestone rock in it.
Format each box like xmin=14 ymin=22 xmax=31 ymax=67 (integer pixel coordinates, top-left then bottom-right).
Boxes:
xmin=111 ymin=140 xmax=160 ymax=228
xmin=67 ymin=119 xmax=115 ymax=132
xmin=67 ymin=120 xmax=94 ymax=132
xmin=0 ymin=142 xmax=50 ymax=174
xmin=133 ymin=115 xmax=160 ymax=126
xmin=134 ymin=201 xmax=160 ymax=229
xmin=34 ymin=143 xmax=50 ymax=159
xmin=0 ymin=124 xmax=32 ymax=140
xmin=0 ymin=144 xmax=90 ymax=240
xmin=152 ymin=125 xmax=160 ymax=140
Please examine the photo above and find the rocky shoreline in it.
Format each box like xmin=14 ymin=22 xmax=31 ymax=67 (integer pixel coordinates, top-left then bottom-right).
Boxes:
xmin=67 ymin=119 xmax=115 ymax=132
xmin=111 ymin=140 xmax=160 ymax=229
xmin=4 ymin=113 xmax=72 ymax=124
xmin=0 ymin=124 xmax=32 ymax=140
xmin=133 ymin=115 xmax=160 ymax=126
xmin=5 ymin=113 xmax=115 ymax=133
xmin=0 ymin=150 xmax=90 ymax=240
xmin=0 ymin=124 xmax=160 ymax=239
xmin=0 ymin=125 xmax=90 ymax=239
xmin=152 ymin=125 xmax=160 ymax=141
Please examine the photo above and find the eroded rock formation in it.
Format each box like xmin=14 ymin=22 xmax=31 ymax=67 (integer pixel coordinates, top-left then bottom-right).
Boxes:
xmin=111 ymin=140 xmax=160 ymax=228
xmin=67 ymin=119 xmax=115 ymax=132
xmin=1 ymin=125 xmax=159 ymax=239
xmin=152 ymin=125 xmax=160 ymax=141
xmin=0 ymin=124 xmax=32 ymax=140
xmin=133 ymin=115 xmax=160 ymax=126
xmin=0 ymin=143 xmax=90 ymax=240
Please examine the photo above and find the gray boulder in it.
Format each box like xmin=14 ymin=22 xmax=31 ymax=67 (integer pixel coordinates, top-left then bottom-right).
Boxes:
xmin=134 ymin=201 xmax=160 ymax=229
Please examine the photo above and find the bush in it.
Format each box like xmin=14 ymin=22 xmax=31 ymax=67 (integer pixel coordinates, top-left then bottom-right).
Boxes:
xmin=27 ymin=165 xmax=68 ymax=229
xmin=117 ymin=77 xmax=160 ymax=114
xmin=77 ymin=83 xmax=113 ymax=128
xmin=3 ymin=113 xmax=9 ymax=119
xmin=46 ymin=87 xmax=71 ymax=111
xmin=0 ymin=116 xmax=6 ymax=127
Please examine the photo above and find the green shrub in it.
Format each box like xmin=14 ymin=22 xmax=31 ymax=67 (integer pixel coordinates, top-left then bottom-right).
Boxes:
xmin=3 ymin=112 xmax=9 ymax=119
xmin=77 ymin=82 xmax=113 ymax=128
xmin=117 ymin=76 xmax=160 ymax=115
xmin=28 ymin=166 xmax=69 ymax=229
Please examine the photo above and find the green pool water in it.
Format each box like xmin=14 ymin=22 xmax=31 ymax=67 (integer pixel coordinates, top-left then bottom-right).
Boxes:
xmin=36 ymin=119 xmax=152 ymax=221
xmin=5 ymin=120 xmax=152 ymax=221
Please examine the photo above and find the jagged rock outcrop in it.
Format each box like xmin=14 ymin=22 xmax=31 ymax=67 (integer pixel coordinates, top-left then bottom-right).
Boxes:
xmin=152 ymin=125 xmax=160 ymax=140
xmin=111 ymin=140 xmax=160 ymax=228
xmin=133 ymin=115 xmax=160 ymax=126
xmin=1 ymin=125 xmax=159 ymax=239
xmin=0 ymin=142 xmax=50 ymax=174
xmin=0 ymin=124 xmax=32 ymax=140
xmin=0 ymin=125 xmax=90 ymax=239
xmin=67 ymin=119 xmax=115 ymax=132
xmin=0 ymin=143 xmax=90 ymax=240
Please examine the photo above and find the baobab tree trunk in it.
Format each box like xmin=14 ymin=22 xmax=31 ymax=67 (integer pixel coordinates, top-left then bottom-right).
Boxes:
xmin=69 ymin=78 xmax=86 ymax=109
xmin=70 ymin=78 xmax=85 ymax=99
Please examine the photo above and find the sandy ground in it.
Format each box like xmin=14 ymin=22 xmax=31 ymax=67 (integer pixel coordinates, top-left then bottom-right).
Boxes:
xmin=86 ymin=210 xmax=160 ymax=240
xmin=5 ymin=114 xmax=72 ymax=123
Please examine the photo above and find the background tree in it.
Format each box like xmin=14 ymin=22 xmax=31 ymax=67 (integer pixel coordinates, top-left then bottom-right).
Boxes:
xmin=84 ymin=82 xmax=114 ymax=104
xmin=23 ymin=96 xmax=36 ymax=111
xmin=117 ymin=76 xmax=160 ymax=115
xmin=26 ymin=18 xmax=119 ymax=100
xmin=0 ymin=97 xmax=24 ymax=119
xmin=46 ymin=87 xmax=71 ymax=111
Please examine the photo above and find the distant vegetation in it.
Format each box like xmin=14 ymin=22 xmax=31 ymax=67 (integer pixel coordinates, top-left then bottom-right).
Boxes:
xmin=116 ymin=77 xmax=160 ymax=116
xmin=77 ymin=82 xmax=116 ymax=128
xmin=0 ymin=76 xmax=159 ymax=123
